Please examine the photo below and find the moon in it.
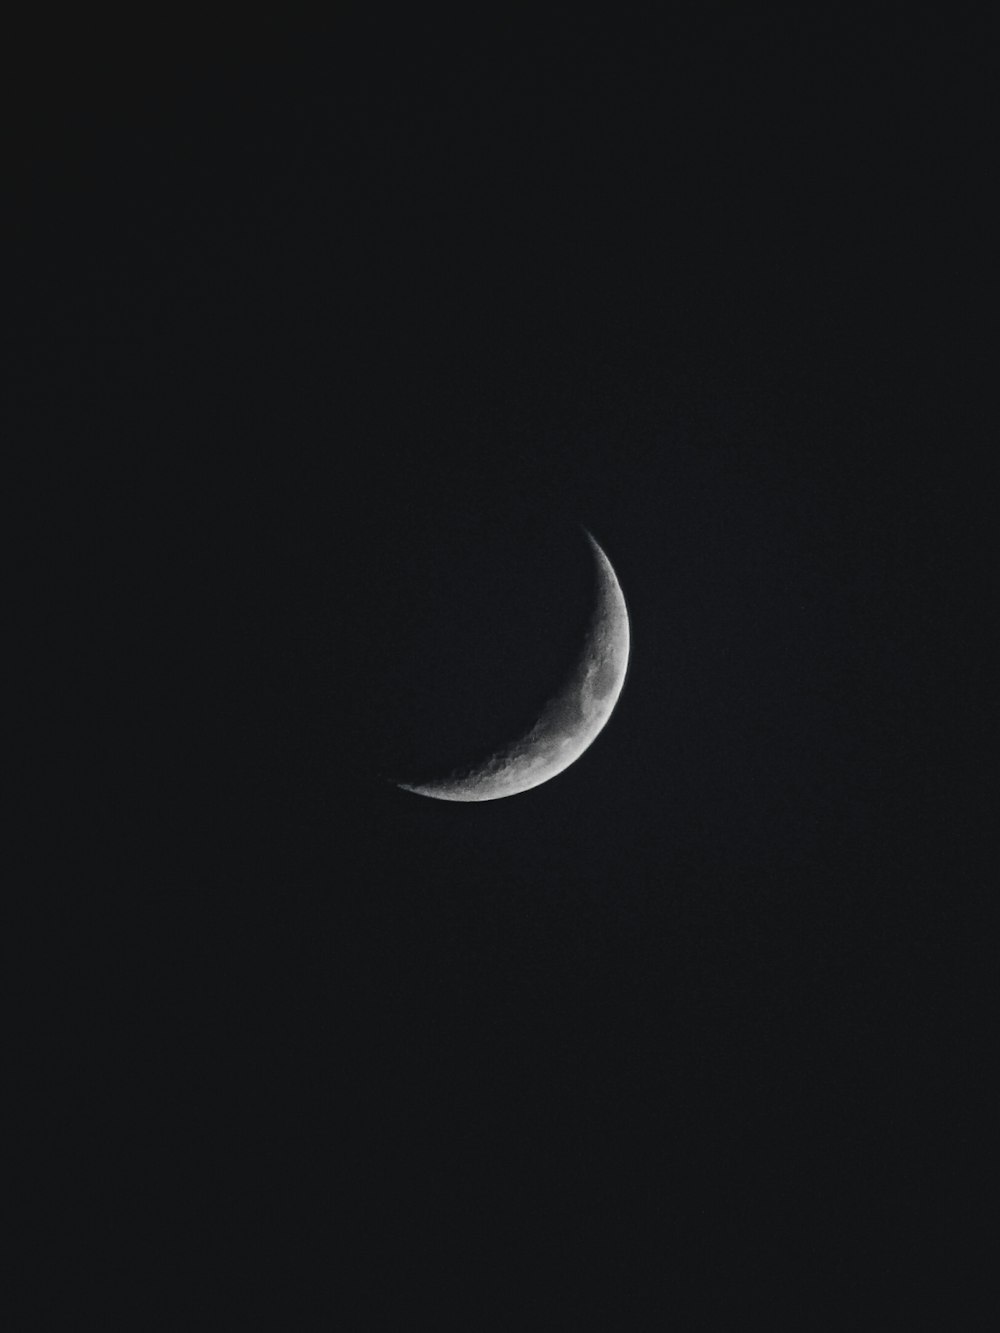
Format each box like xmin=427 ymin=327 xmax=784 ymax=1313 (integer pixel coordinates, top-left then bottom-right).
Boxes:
xmin=396 ymin=530 xmax=630 ymax=801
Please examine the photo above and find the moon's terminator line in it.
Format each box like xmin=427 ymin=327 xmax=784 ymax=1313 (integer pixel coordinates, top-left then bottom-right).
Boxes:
xmin=397 ymin=530 xmax=630 ymax=802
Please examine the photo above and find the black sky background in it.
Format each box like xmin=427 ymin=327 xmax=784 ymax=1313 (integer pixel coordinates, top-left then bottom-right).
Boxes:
xmin=13 ymin=12 xmax=992 ymax=1323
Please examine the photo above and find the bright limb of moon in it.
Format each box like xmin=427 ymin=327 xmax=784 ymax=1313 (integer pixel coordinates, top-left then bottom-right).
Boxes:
xmin=396 ymin=530 xmax=630 ymax=802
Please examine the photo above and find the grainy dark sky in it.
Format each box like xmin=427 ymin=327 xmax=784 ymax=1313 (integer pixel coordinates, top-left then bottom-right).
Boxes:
xmin=15 ymin=12 xmax=990 ymax=1323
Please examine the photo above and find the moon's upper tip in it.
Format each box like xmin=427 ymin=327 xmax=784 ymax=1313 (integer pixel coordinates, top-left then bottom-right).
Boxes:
xmin=581 ymin=526 xmax=603 ymax=557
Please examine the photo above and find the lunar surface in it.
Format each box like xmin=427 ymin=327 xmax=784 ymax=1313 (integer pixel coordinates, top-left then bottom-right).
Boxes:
xmin=397 ymin=530 xmax=630 ymax=801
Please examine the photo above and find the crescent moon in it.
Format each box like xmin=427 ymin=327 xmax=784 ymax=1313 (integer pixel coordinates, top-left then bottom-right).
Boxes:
xmin=397 ymin=530 xmax=630 ymax=802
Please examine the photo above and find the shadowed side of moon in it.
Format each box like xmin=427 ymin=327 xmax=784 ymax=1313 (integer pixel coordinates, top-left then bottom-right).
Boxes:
xmin=396 ymin=531 xmax=629 ymax=802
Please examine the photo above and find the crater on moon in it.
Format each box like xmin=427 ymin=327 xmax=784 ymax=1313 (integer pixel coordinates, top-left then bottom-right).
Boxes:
xmin=589 ymin=655 xmax=619 ymax=700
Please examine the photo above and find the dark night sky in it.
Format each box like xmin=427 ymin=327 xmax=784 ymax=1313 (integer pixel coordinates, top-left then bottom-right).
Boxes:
xmin=14 ymin=12 xmax=991 ymax=1323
